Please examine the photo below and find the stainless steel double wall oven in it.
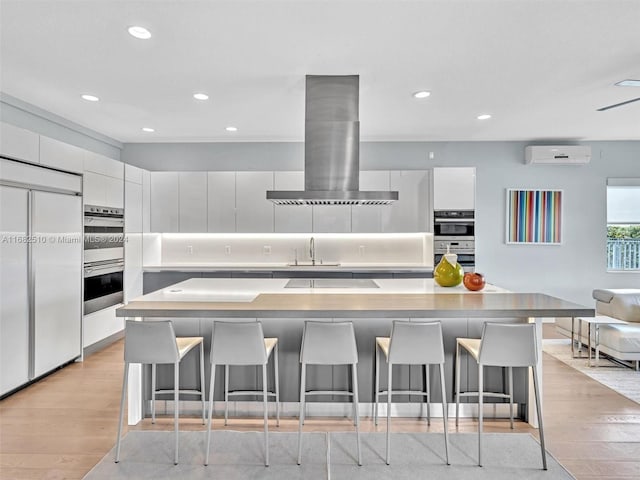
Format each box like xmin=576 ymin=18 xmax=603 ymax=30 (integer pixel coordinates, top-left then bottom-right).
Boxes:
xmin=433 ymin=210 xmax=475 ymax=271
xmin=83 ymin=205 xmax=124 ymax=314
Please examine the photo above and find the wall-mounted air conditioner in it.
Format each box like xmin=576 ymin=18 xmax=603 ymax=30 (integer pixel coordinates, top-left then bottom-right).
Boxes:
xmin=524 ymin=145 xmax=591 ymax=165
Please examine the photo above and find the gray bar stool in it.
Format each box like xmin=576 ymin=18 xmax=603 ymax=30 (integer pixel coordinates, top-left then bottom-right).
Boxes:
xmin=297 ymin=321 xmax=361 ymax=466
xmin=455 ymin=322 xmax=547 ymax=469
xmin=151 ymin=339 xmax=206 ymax=425
xmin=205 ymin=321 xmax=279 ymax=467
xmin=374 ymin=321 xmax=450 ymax=465
xmin=115 ymin=320 xmax=205 ymax=465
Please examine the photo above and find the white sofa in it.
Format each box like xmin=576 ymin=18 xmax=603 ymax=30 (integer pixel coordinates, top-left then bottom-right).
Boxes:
xmin=555 ymin=289 xmax=640 ymax=369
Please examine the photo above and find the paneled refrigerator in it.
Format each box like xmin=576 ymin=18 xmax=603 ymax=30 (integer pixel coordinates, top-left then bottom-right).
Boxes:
xmin=1 ymin=159 xmax=82 ymax=396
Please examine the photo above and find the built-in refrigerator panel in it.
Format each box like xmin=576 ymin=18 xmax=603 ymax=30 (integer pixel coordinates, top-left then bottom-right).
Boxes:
xmin=32 ymin=191 xmax=82 ymax=377
xmin=0 ymin=186 xmax=30 ymax=395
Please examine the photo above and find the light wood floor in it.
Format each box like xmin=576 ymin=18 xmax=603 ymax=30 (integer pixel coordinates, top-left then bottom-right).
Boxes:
xmin=1 ymin=324 xmax=640 ymax=479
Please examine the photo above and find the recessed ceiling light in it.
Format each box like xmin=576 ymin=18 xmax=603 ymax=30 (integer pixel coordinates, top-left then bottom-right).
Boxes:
xmin=225 ymin=126 xmax=238 ymax=132
xmin=128 ymin=26 xmax=151 ymax=40
xmin=615 ymin=79 xmax=640 ymax=87
xmin=413 ymin=91 xmax=431 ymax=99
xmin=81 ymin=94 xmax=99 ymax=102
xmin=477 ymin=114 xmax=492 ymax=120
xmin=142 ymin=127 xmax=155 ymax=132
xmin=193 ymin=93 xmax=209 ymax=100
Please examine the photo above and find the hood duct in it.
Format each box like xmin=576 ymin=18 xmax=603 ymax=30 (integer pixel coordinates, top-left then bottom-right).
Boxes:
xmin=267 ymin=75 xmax=398 ymax=205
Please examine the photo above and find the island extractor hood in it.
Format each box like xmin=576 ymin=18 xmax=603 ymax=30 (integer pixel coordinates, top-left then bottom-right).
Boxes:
xmin=267 ymin=75 xmax=399 ymax=205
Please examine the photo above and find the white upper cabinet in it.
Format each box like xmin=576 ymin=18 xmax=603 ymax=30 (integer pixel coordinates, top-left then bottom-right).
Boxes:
xmin=351 ymin=171 xmax=390 ymax=233
xmin=178 ymin=172 xmax=207 ymax=232
xmin=39 ymin=136 xmax=84 ymax=173
xmin=0 ymin=122 xmax=39 ymax=164
xmin=83 ymin=171 xmax=124 ymax=208
xmin=124 ymin=164 xmax=144 ymax=184
xmin=235 ymin=172 xmax=274 ymax=233
xmin=150 ymin=172 xmax=179 ymax=232
xmin=84 ymin=151 xmax=124 ymax=179
xmin=207 ymin=172 xmax=236 ymax=232
xmin=433 ymin=167 xmax=476 ymax=210
xmin=273 ymin=171 xmax=312 ymax=232
xmin=382 ymin=170 xmax=431 ymax=232
xmin=82 ymin=152 xmax=124 ymax=208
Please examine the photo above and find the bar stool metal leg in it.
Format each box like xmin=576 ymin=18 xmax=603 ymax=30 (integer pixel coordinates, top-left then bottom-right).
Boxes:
xmin=532 ymin=365 xmax=548 ymax=470
xmin=386 ymin=362 xmax=392 ymax=465
xmin=374 ymin=343 xmax=380 ymax=426
xmin=352 ymin=362 xmax=362 ymax=466
xmin=425 ymin=364 xmax=431 ymax=426
xmin=114 ymin=362 xmax=129 ymax=463
xmin=297 ymin=363 xmax=306 ymax=465
xmin=438 ymin=362 xmax=450 ymax=465
xmin=173 ymin=361 xmax=179 ymax=465
xmin=508 ymin=366 xmax=514 ymax=429
xmin=224 ymin=365 xmax=229 ymax=426
xmin=274 ymin=343 xmax=280 ymax=427
xmin=151 ymin=363 xmax=156 ymax=424
xmin=199 ymin=342 xmax=206 ymax=425
xmin=478 ymin=363 xmax=483 ymax=467
xmin=455 ymin=341 xmax=461 ymax=427
xmin=262 ymin=364 xmax=269 ymax=467
xmin=204 ymin=363 xmax=216 ymax=466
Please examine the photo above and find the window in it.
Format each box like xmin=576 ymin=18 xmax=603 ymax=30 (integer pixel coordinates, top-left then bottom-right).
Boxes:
xmin=607 ymin=179 xmax=640 ymax=271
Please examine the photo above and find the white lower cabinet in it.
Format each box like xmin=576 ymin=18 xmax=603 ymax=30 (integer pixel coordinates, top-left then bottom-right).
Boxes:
xmin=83 ymin=305 xmax=123 ymax=349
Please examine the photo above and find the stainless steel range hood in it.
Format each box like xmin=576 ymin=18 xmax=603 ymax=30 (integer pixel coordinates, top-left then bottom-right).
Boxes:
xmin=267 ymin=75 xmax=398 ymax=205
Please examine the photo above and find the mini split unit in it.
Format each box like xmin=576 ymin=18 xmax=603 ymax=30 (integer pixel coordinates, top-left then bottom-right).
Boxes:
xmin=525 ymin=145 xmax=591 ymax=165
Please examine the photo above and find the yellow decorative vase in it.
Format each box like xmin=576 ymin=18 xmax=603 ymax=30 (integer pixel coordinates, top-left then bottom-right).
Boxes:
xmin=434 ymin=250 xmax=465 ymax=287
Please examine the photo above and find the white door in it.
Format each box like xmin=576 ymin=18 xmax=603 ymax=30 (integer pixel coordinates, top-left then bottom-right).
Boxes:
xmin=32 ymin=191 xmax=82 ymax=377
xmin=0 ymin=186 xmax=30 ymax=395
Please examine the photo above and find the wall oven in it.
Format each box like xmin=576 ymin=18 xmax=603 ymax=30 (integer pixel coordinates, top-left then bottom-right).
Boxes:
xmin=434 ymin=210 xmax=475 ymax=271
xmin=83 ymin=205 xmax=124 ymax=314
xmin=433 ymin=210 xmax=475 ymax=238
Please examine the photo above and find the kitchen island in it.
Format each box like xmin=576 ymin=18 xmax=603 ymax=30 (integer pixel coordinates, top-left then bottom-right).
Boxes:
xmin=117 ymin=278 xmax=593 ymax=427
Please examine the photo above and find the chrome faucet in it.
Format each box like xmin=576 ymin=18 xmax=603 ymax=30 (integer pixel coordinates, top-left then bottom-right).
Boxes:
xmin=309 ymin=237 xmax=315 ymax=265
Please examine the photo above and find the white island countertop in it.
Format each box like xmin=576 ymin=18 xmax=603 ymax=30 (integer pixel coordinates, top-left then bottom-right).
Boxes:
xmin=118 ymin=278 xmax=594 ymax=319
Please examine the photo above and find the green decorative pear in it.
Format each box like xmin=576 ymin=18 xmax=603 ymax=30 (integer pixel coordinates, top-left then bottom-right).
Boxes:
xmin=434 ymin=247 xmax=465 ymax=287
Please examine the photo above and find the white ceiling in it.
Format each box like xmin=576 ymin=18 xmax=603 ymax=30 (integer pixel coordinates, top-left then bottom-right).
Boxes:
xmin=1 ymin=0 xmax=639 ymax=144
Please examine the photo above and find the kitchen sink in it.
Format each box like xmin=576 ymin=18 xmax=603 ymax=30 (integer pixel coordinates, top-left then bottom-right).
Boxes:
xmin=286 ymin=261 xmax=341 ymax=266
xmin=284 ymin=279 xmax=379 ymax=289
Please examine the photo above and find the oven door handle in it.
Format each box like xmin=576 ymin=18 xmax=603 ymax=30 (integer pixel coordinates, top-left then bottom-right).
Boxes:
xmin=434 ymin=218 xmax=475 ymax=223
xmin=84 ymin=263 xmax=124 ymax=277
xmin=84 ymin=217 xmax=125 ymax=228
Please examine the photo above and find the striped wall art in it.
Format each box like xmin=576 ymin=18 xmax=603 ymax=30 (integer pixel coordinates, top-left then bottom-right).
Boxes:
xmin=506 ymin=189 xmax=563 ymax=244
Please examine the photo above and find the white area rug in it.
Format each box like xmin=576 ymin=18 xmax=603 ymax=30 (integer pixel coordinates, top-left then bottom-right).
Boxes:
xmin=83 ymin=430 xmax=572 ymax=479
xmin=543 ymin=338 xmax=640 ymax=405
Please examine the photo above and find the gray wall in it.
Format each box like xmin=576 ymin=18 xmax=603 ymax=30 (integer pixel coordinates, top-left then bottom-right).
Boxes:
xmin=123 ymin=140 xmax=640 ymax=306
